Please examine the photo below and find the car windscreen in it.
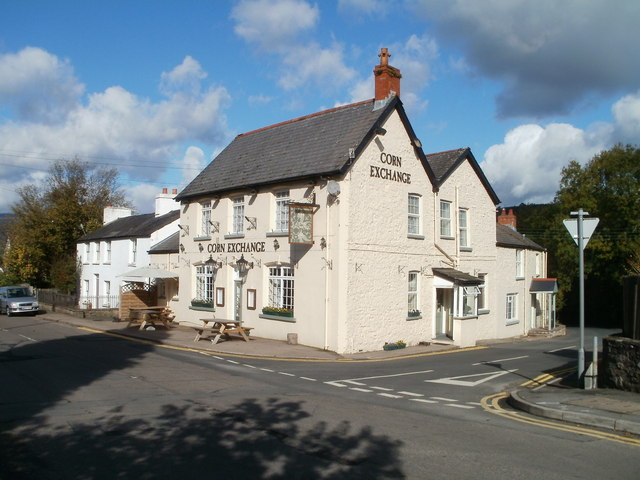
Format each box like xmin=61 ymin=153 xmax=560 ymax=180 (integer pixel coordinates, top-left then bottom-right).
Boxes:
xmin=7 ymin=288 xmax=30 ymax=298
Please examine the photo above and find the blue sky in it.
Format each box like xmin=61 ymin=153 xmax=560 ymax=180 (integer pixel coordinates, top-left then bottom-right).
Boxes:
xmin=1 ymin=0 xmax=639 ymax=214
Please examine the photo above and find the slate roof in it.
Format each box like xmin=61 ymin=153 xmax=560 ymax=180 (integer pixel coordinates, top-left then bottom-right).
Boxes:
xmin=496 ymin=223 xmax=545 ymax=251
xmin=426 ymin=148 xmax=501 ymax=205
xmin=78 ymin=210 xmax=180 ymax=242
xmin=149 ymin=231 xmax=179 ymax=254
xmin=176 ymin=97 xmax=434 ymax=201
xmin=432 ymin=267 xmax=483 ymax=285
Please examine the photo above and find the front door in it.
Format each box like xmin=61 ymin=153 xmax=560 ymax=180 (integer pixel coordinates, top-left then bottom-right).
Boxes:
xmin=234 ymin=280 xmax=243 ymax=324
xmin=436 ymin=288 xmax=453 ymax=338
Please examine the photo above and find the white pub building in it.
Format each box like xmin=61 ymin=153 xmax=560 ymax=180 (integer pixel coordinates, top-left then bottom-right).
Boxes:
xmin=172 ymin=49 xmax=553 ymax=354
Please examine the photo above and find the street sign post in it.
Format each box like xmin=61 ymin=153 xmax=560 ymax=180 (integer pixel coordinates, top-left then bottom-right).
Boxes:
xmin=563 ymin=208 xmax=599 ymax=387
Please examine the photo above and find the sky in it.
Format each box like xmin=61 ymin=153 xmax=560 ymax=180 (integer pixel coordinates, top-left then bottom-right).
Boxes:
xmin=1 ymin=0 xmax=639 ymax=214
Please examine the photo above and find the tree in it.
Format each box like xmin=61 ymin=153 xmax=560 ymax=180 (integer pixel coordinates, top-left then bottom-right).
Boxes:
xmin=520 ymin=144 xmax=640 ymax=327
xmin=3 ymin=159 xmax=130 ymax=292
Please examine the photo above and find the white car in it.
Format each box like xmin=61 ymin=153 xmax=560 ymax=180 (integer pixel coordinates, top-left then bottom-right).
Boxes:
xmin=0 ymin=286 xmax=39 ymax=316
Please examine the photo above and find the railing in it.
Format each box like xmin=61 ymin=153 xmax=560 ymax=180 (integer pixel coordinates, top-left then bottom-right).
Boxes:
xmin=78 ymin=295 xmax=121 ymax=310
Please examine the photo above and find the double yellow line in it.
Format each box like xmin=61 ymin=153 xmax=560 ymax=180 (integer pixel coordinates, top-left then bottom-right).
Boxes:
xmin=481 ymin=371 xmax=640 ymax=447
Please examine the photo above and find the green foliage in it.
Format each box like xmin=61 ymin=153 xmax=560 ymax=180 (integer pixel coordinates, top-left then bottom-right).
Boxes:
xmin=518 ymin=144 xmax=640 ymax=326
xmin=3 ymin=158 xmax=129 ymax=292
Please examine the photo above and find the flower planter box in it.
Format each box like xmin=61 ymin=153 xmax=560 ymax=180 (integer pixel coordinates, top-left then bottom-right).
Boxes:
xmin=191 ymin=300 xmax=214 ymax=309
xmin=261 ymin=308 xmax=293 ymax=318
xmin=383 ymin=343 xmax=406 ymax=351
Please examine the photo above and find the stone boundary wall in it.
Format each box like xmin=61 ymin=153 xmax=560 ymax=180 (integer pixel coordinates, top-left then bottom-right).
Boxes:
xmin=601 ymin=335 xmax=640 ymax=393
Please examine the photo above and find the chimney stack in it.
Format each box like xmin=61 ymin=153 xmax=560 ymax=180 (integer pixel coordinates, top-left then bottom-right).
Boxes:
xmin=498 ymin=208 xmax=517 ymax=229
xmin=374 ymin=48 xmax=401 ymax=101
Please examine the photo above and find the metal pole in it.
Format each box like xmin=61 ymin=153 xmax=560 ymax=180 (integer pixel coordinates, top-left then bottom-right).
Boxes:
xmin=593 ymin=336 xmax=598 ymax=389
xmin=577 ymin=208 xmax=585 ymax=387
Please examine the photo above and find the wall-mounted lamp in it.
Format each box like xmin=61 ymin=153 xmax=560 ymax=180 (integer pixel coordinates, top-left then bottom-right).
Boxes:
xmin=179 ymin=243 xmax=185 ymax=253
xmin=375 ymin=126 xmax=387 ymax=136
xmin=235 ymin=254 xmax=254 ymax=276
xmin=204 ymin=254 xmax=222 ymax=270
xmin=198 ymin=243 xmax=204 ymax=252
xmin=320 ymin=237 xmax=327 ymax=250
xmin=273 ymin=239 xmax=280 ymax=251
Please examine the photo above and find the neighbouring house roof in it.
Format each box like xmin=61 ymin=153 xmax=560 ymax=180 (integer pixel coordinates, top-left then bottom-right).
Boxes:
xmin=530 ymin=278 xmax=558 ymax=293
xmin=426 ymin=148 xmax=501 ymax=205
xmin=78 ymin=210 xmax=180 ymax=242
xmin=496 ymin=223 xmax=545 ymax=251
xmin=175 ymin=97 xmax=435 ymax=201
xmin=432 ymin=267 xmax=483 ymax=285
xmin=149 ymin=231 xmax=179 ymax=254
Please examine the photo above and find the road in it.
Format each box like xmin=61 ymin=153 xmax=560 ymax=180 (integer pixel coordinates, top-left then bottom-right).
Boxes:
xmin=1 ymin=317 xmax=638 ymax=479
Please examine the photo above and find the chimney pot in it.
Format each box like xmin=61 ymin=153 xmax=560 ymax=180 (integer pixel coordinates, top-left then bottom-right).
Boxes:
xmin=172 ymin=188 xmax=177 ymax=195
xmin=162 ymin=187 xmax=168 ymax=194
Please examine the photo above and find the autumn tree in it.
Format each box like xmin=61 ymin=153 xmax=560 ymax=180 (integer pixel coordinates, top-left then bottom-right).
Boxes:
xmin=3 ymin=159 xmax=130 ymax=292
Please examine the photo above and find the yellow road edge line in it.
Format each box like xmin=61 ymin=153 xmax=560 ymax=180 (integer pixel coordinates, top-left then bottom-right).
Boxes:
xmin=76 ymin=325 xmax=487 ymax=362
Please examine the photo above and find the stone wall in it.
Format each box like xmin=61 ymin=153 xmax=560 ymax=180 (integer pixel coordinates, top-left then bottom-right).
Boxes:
xmin=601 ymin=336 xmax=640 ymax=393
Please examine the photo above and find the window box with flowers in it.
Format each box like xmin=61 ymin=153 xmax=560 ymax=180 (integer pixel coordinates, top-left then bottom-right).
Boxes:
xmin=407 ymin=309 xmax=421 ymax=319
xmin=261 ymin=306 xmax=293 ymax=318
xmin=190 ymin=299 xmax=214 ymax=311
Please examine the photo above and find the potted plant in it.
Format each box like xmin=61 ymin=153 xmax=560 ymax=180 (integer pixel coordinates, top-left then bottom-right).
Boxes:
xmin=383 ymin=340 xmax=407 ymax=351
xmin=261 ymin=306 xmax=294 ymax=317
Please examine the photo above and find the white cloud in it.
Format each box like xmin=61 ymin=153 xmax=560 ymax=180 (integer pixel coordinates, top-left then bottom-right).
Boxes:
xmin=481 ymin=90 xmax=640 ymax=205
xmin=279 ymin=42 xmax=356 ymax=91
xmin=0 ymin=47 xmax=84 ymax=123
xmin=409 ymin=0 xmax=640 ymax=118
xmin=179 ymin=146 xmax=207 ymax=187
xmin=231 ymin=0 xmax=319 ymax=50
xmin=0 ymin=49 xmax=232 ymax=213
xmin=338 ymin=0 xmax=388 ymax=16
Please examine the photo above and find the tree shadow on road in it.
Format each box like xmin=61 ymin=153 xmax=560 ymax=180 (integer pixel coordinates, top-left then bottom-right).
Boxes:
xmin=3 ymin=397 xmax=404 ymax=479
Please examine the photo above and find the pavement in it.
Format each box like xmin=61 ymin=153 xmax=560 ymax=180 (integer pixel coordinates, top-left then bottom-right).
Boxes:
xmin=34 ymin=308 xmax=640 ymax=436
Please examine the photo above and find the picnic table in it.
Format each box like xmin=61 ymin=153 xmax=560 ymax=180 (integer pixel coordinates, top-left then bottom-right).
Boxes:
xmin=190 ymin=319 xmax=252 ymax=344
xmin=126 ymin=307 xmax=174 ymax=330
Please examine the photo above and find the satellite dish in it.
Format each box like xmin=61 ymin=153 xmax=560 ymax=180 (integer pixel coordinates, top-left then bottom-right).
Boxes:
xmin=327 ymin=180 xmax=341 ymax=196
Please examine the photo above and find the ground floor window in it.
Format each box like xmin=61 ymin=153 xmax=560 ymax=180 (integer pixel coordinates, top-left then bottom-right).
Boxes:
xmin=195 ymin=265 xmax=215 ymax=302
xmin=460 ymin=286 xmax=480 ymax=317
xmin=268 ymin=266 xmax=294 ymax=310
xmin=506 ymin=293 xmax=518 ymax=324
xmin=408 ymin=272 xmax=419 ymax=316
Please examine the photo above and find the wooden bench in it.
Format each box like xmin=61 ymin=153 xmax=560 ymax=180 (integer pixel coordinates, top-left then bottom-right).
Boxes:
xmin=184 ymin=319 xmax=253 ymax=344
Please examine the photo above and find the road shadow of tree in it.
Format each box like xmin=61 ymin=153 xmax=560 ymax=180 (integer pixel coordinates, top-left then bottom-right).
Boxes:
xmin=3 ymin=397 xmax=404 ymax=479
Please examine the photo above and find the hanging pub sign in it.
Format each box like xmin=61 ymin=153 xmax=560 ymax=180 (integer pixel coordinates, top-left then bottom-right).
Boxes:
xmin=289 ymin=203 xmax=315 ymax=245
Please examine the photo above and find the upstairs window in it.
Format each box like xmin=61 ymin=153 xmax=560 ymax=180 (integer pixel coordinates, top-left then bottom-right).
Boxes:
xmin=274 ymin=190 xmax=289 ymax=232
xmin=440 ymin=201 xmax=452 ymax=237
xmin=94 ymin=242 xmax=100 ymax=264
xmin=84 ymin=243 xmax=90 ymax=264
xmin=129 ymin=239 xmax=137 ymax=265
xmin=201 ymin=201 xmax=212 ymax=237
xmin=408 ymin=194 xmax=421 ymax=236
xmin=459 ymin=209 xmax=469 ymax=248
xmin=104 ymin=241 xmax=111 ymax=264
xmin=516 ymin=249 xmax=524 ymax=278
xmin=232 ymin=197 xmax=244 ymax=234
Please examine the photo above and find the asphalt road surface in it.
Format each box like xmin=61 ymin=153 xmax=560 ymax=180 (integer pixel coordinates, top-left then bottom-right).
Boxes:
xmin=1 ymin=317 xmax=638 ymax=479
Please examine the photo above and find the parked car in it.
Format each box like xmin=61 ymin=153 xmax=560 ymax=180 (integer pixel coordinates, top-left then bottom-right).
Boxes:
xmin=0 ymin=286 xmax=40 ymax=316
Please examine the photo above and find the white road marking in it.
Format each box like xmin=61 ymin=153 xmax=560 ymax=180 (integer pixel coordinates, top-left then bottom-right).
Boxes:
xmin=243 ymin=364 xmax=256 ymax=368
xmin=278 ymin=372 xmax=295 ymax=376
xmin=18 ymin=334 xmax=37 ymax=342
xmin=466 ymin=402 xmax=482 ymax=406
xmin=351 ymin=388 xmax=373 ymax=393
xmin=473 ymin=355 xmax=528 ymax=365
xmin=378 ymin=393 xmax=403 ymax=399
xmin=325 ymin=381 xmax=348 ymax=387
xmin=431 ymin=396 xmax=457 ymax=402
xmin=260 ymin=368 xmax=274 ymax=372
xmin=399 ymin=391 xmax=424 ymax=397
xmin=300 ymin=377 xmax=317 ymax=381
xmin=425 ymin=369 xmax=518 ymax=387
xmin=344 ymin=380 xmax=367 ymax=386
xmin=371 ymin=386 xmax=394 ymax=391
xmin=331 ymin=369 xmax=434 ymax=383
xmin=547 ymin=345 xmax=576 ymax=353
xmin=410 ymin=398 xmax=438 ymax=404
xmin=446 ymin=404 xmax=475 ymax=409
xmin=226 ymin=360 xmax=239 ymax=364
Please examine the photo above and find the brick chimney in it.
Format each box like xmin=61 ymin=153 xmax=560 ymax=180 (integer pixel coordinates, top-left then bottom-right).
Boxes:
xmin=374 ymin=48 xmax=401 ymax=101
xmin=155 ymin=187 xmax=179 ymax=217
xmin=498 ymin=208 xmax=517 ymax=229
